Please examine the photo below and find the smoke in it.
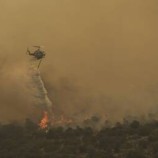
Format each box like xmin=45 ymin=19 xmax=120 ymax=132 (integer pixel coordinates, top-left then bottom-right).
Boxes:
xmin=0 ymin=0 xmax=158 ymax=122
xmin=0 ymin=61 xmax=34 ymax=122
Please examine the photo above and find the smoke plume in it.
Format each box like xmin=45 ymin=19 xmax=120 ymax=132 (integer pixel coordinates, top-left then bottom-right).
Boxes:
xmin=0 ymin=0 xmax=158 ymax=122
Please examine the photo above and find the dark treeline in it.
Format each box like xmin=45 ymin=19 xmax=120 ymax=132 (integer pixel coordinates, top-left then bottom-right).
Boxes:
xmin=0 ymin=119 xmax=158 ymax=158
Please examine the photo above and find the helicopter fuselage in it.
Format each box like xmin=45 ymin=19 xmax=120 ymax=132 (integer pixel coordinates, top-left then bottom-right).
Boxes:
xmin=29 ymin=50 xmax=45 ymax=60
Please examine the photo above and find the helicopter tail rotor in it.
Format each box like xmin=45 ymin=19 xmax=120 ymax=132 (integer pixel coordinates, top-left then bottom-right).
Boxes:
xmin=26 ymin=48 xmax=29 ymax=54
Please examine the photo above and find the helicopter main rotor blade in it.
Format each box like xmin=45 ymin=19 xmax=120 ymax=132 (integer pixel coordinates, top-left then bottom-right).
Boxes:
xmin=33 ymin=46 xmax=41 ymax=49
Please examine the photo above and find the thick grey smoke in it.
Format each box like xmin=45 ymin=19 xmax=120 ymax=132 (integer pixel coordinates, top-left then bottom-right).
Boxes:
xmin=0 ymin=0 xmax=158 ymax=122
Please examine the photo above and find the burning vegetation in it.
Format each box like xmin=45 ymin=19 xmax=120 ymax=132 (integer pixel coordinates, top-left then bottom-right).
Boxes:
xmin=39 ymin=111 xmax=74 ymax=130
xmin=39 ymin=111 xmax=49 ymax=129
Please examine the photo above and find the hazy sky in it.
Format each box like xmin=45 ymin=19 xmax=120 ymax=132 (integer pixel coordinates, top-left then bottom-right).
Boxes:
xmin=0 ymin=0 xmax=158 ymax=122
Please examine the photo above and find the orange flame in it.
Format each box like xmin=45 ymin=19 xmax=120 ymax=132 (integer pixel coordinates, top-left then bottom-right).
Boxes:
xmin=39 ymin=111 xmax=49 ymax=129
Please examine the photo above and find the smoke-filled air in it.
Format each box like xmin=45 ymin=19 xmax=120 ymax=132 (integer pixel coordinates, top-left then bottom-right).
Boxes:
xmin=0 ymin=0 xmax=158 ymax=124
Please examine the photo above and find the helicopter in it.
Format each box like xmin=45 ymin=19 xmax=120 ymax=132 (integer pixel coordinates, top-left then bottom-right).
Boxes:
xmin=27 ymin=46 xmax=46 ymax=68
